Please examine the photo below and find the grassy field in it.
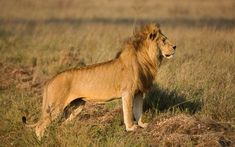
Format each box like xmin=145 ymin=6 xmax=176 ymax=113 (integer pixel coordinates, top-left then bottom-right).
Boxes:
xmin=0 ymin=0 xmax=234 ymax=146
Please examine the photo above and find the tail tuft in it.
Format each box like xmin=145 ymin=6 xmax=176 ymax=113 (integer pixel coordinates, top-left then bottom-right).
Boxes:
xmin=22 ymin=116 xmax=27 ymax=124
xmin=21 ymin=116 xmax=38 ymax=127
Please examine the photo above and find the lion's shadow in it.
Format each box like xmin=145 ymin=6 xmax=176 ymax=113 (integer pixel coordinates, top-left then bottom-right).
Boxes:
xmin=143 ymin=85 xmax=201 ymax=114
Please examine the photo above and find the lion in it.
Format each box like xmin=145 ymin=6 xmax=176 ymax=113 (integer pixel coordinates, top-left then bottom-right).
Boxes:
xmin=22 ymin=23 xmax=176 ymax=140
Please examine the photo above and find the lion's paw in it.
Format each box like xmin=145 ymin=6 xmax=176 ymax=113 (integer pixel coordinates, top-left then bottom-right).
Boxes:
xmin=138 ymin=122 xmax=148 ymax=128
xmin=126 ymin=124 xmax=138 ymax=131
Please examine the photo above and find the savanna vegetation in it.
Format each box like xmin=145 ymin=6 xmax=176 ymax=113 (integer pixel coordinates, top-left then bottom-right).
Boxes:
xmin=0 ymin=0 xmax=234 ymax=146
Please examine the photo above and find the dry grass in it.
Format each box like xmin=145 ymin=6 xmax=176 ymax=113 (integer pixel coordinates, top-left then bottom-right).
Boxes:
xmin=142 ymin=114 xmax=234 ymax=146
xmin=0 ymin=0 xmax=235 ymax=146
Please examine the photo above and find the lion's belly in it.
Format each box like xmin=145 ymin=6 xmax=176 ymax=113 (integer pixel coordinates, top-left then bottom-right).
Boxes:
xmin=70 ymin=78 xmax=122 ymax=102
xmin=79 ymin=86 xmax=121 ymax=102
xmin=83 ymin=96 xmax=121 ymax=102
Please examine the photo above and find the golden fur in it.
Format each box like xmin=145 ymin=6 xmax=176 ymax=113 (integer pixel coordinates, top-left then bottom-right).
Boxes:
xmin=23 ymin=23 xmax=176 ymax=140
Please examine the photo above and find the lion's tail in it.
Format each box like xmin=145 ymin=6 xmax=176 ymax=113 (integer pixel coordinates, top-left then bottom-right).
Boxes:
xmin=22 ymin=116 xmax=38 ymax=127
xmin=22 ymin=83 xmax=49 ymax=128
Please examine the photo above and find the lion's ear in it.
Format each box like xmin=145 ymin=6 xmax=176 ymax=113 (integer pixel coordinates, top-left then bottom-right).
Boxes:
xmin=149 ymin=32 xmax=157 ymax=40
xmin=149 ymin=23 xmax=160 ymax=40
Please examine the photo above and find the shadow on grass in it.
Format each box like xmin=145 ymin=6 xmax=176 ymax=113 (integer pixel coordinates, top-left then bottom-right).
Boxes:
xmin=143 ymin=85 xmax=202 ymax=114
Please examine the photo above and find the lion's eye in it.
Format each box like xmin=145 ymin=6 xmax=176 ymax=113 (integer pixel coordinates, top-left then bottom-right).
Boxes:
xmin=162 ymin=38 xmax=166 ymax=43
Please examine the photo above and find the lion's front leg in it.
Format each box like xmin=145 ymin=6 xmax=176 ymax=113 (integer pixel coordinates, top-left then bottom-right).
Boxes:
xmin=122 ymin=92 xmax=138 ymax=131
xmin=133 ymin=93 xmax=148 ymax=128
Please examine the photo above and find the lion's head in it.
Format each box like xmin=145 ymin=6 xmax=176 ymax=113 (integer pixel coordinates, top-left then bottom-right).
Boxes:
xmin=134 ymin=24 xmax=176 ymax=59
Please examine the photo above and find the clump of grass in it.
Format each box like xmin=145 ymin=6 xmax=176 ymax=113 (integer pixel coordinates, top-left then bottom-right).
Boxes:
xmin=142 ymin=114 xmax=234 ymax=146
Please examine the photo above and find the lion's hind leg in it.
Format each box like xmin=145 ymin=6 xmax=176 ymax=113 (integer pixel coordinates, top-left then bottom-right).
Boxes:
xmin=35 ymin=118 xmax=50 ymax=141
xmin=35 ymin=104 xmax=62 ymax=140
xmin=61 ymin=99 xmax=85 ymax=124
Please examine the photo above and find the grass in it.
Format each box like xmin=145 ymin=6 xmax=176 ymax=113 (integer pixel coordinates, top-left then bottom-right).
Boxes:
xmin=0 ymin=0 xmax=235 ymax=146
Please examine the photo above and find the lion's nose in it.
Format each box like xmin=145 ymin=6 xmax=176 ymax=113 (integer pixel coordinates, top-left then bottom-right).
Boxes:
xmin=173 ymin=45 xmax=176 ymax=50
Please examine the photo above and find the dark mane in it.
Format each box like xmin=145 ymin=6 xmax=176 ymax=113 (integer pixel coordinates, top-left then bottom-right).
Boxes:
xmin=115 ymin=23 xmax=160 ymax=58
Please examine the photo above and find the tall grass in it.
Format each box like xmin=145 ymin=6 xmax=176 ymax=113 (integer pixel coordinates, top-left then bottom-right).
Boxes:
xmin=0 ymin=0 xmax=234 ymax=146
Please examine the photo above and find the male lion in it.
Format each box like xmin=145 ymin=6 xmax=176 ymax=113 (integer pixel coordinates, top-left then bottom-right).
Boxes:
xmin=23 ymin=23 xmax=176 ymax=140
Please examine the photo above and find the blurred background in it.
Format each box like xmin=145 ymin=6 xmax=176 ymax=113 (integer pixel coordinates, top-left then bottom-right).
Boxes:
xmin=0 ymin=0 xmax=234 ymax=146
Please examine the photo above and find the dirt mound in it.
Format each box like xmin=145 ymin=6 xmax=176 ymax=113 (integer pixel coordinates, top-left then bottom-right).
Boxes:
xmin=63 ymin=102 xmax=234 ymax=146
xmin=144 ymin=114 xmax=234 ymax=146
xmin=77 ymin=103 xmax=122 ymax=126
xmin=0 ymin=62 xmax=15 ymax=90
xmin=0 ymin=47 xmax=85 ymax=94
xmin=0 ymin=60 xmax=45 ymax=96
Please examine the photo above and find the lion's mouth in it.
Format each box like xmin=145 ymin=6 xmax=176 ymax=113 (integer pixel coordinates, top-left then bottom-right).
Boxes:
xmin=164 ymin=53 xmax=174 ymax=59
xmin=165 ymin=54 xmax=171 ymax=57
